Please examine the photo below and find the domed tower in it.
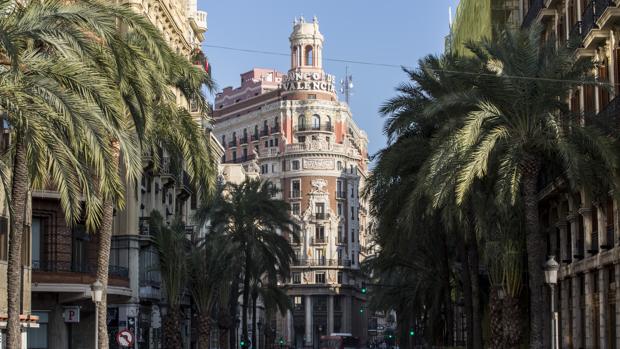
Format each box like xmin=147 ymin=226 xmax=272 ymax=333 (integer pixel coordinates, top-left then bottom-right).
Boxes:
xmin=290 ymin=16 xmax=324 ymax=71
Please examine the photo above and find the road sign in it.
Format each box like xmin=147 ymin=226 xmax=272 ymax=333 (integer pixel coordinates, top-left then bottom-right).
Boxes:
xmin=63 ymin=306 xmax=80 ymax=323
xmin=116 ymin=328 xmax=134 ymax=347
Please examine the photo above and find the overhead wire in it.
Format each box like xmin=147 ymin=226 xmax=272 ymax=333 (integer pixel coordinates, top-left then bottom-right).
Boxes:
xmin=202 ymin=43 xmax=619 ymax=87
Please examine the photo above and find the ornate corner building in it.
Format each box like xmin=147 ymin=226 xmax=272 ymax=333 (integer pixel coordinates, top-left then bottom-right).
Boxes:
xmin=213 ymin=17 xmax=371 ymax=349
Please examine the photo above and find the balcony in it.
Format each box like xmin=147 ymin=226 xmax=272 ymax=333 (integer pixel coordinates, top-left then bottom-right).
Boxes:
xmin=260 ymin=128 xmax=269 ymax=137
xmin=581 ymin=0 xmax=615 ymax=47
xmin=596 ymin=94 xmax=620 ymax=128
xmin=296 ymin=124 xmax=334 ymax=132
xmin=292 ymin=259 xmax=352 ymax=267
xmin=596 ymin=1 xmax=620 ymax=30
xmin=311 ymin=236 xmax=327 ymax=245
xmin=228 ymin=140 xmax=237 ymax=148
xmin=522 ymin=0 xmax=544 ymax=28
xmin=251 ymin=134 xmax=259 ymax=142
xmin=315 ymin=213 xmax=328 ymax=220
xmin=233 ymin=154 xmax=256 ymax=164
xmin=239 ymin=136 xmax=248 ymax=145
xmin=290 ymin=190 xmax=301 ymax=199
xmin=160 ymin=157 xmax=177 ymax=181
xmin=32 ymin=260 xmax=129 ymax=278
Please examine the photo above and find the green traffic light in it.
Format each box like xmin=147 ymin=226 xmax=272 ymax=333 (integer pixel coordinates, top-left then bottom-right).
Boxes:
xmin=361 ymin=287 xmax=367 ymax=294
xmin=240 ymin=340 xmax=245 ymax=347
xmin=409 ymin=329 xmax=415 ymax=336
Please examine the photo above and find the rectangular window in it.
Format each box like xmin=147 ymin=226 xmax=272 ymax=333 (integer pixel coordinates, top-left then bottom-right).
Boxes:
xmin=264 ymin=141 xmax=268 ymax=148
xmin=292 ymin=203 xmax=301 ymax=216
xmin=337 ymin=272 xmax=343 ymax=284
xmin=352 ymin=229 xmax=356 ymax=243
xmin=293 ymin=272 xmax=301 ymax=284
xmin=315 ymin=226 xmax=325 ymax=242
xmin=0 ymin=216 xmax=7 ymax=261
xmin=275 ymin=138 xmax=279 ymax=146
xmin=232 ymin=151 xmax=237 ymax=162
xmin=291 ymin=180 xmax=301 ymax=198
xmin=315 ymin=203 xmax=325 ymax=219
xmin=338 ymin=226 xmax=345 ymax=243
xmin=338 ymin=203 xmax=343 ymax=216
xmin=351 ymin=206 xmax=356 ymax=220
xmin=316 ymin=249 xmax=325 ymax=265
xmin=292 ymin=160 xmax=300 ymax=170
xmin=294 ymin=296 xmax=303 ymax=310
xmin=298 ymin=136 xmax=306 ymax=143
xmin=31 ymin=218 xmax=43 ymax=266
xmin=315 ymin=272 xmax=326 ymax=284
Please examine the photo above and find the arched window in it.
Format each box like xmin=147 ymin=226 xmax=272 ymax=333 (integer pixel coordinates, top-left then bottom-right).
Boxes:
xmin=221 ymin=135 xmax=226 ymax=146
xmin=325 ymin=116 xmax=332 ymax=130
xmin=254 ymin=125 xmax=259 ymax=138
xmin=298 ymin=115 xmax=306 ymax=130
xmin=232 ymin=131 xmax=236 ymax=143
xmin=305 ymin=45 xmax=313 ymax=66
xmin=312 ymin=114 xmax=321 ymax=130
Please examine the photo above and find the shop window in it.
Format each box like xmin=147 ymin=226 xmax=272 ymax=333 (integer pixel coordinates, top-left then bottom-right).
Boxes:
xmin=27 ymin=311 xmax=49 ymax=348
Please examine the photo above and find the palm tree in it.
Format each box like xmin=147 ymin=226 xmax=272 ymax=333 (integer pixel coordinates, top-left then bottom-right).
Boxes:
xmin=151 ymin=211 xmax=189 ymax=348
xmin=80 ymin=4 xmax=216 ymax=345
xmin=424 ymin=26 xmax=619 ymax=348
xmin=206 ymin=179 xmax=297 ymax=348
xmin=0 ymin=1 xmax=140 ymax=346
xmin=189 ymin=232 xmax=237 ymax=349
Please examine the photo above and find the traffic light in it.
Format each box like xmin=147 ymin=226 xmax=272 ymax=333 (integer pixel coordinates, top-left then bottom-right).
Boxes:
xmin=279 ymin=337 xmax=284 ymax=345
xmin=361 ymin=282 xmax=367 ymax=294
xmin=359 ymin=305 xmax=364 ymax=314
xmin=409 ymin=329 xmax=415 ymax=337
xmin=240 ymin=340 xmax=246 ymax=348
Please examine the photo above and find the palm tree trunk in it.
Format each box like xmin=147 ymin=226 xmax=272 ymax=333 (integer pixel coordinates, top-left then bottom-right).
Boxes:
xmin=95 ymin=198 xmax=114 ymax=348
xmin=242 ymin=243 xmax=251 ymax=346
xmin=502 ymin=294 xmax=522 ymax=349
xmin=6 ymin=135 xmax=28 ymax=349
xmin=251 ymin=290 xmax=258 ymax=349
xmin=440 ymin=231 xmax=454 ymax=346
xmin=466 ymin=226 xmax=483 ymax=349
xmin=197 ymin=313 xmax=211 ymax=349
xmin=522 ymin=164 xmax=546 ymax=349
xmin=457 ymin=235 xmax=474 ymax=349
xmin=229 ymin=275 xmax=240 ymax=349
xmin=163 ymin=307 xmax=183 ymax=348
xmin=489 ymin=287 xmax=503 ymax=349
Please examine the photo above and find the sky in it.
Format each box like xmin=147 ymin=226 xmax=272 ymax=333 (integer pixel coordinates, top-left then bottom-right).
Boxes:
xmin=199 ymin=0 xmax=459 ymax=159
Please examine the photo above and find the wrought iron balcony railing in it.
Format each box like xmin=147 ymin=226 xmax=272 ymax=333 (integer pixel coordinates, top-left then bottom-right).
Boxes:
xmin=32 ymin=260 xmax=129 ymax=278
xmin=522 ymin=0 xmax=544 ymax=28
xmin=581 ymin=0 xmax=615 ymax=37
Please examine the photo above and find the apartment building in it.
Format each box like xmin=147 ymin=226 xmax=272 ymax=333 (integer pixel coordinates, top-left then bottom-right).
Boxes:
xmin=522 ymin=0 xmax=620 ymax=347
xmin=212 ymin=17 xmax=370 ymax=349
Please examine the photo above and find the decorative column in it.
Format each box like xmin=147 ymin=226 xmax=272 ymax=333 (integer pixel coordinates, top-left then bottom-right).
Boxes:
xmin=561 ymin=279 xmax=571 ymax=348
xmin=599 ymin=268 xmax=608 ymax=348
xmin=558 ymin=220 xmax=569 ymax=262
xmin=327 ymin=295 xmax=334 ymax=335
xmin=568 ymin=212 xmax=579 ymax=259
xmin=305 ymin=296 xmax=313 ymax=347
xmin=597 ymin=202 xmax=608 ymax=248
xmin=573 ymin=276 xmax=583 ymax=349
xmin=579 ymin=204 xmax=594 ymax=256
xmin=585 ymin=272 xmax=595 ymax=348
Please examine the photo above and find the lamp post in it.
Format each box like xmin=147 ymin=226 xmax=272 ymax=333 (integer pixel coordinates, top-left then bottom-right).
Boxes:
xmin=91 ymin=280 xmax=103 ymax=349
xmin=544 ymin=256 xmax=560 ymax=349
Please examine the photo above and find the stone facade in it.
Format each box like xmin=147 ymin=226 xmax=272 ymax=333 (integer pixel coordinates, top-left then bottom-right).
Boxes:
xmin=522 ymin=1 xmax=620 ymax=348
xmin=213 ymin=17 xmax=370 ymax=349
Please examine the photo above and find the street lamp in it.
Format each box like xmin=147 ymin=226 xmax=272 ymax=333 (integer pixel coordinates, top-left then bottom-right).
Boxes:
xmin=544 ymin=256 xmax=560 ymax=349
xmin=91 ymin=280 xmax=103 ymax=349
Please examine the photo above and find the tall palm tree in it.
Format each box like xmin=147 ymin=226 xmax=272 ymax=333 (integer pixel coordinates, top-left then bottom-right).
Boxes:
xmin=424 ymin=26 xmax=619 ymax=348
xmin=0 ymin=1 xmax=140 ymax=346
xmin=151 ymin=211 xmax=189 ymax=348
xmin=189 ymin=232 xmax=237 ymax=349
xmin=79 ymin=4 xmax=216 ymax=345
xmin=206 ymin=179 xmax=297 ymax=348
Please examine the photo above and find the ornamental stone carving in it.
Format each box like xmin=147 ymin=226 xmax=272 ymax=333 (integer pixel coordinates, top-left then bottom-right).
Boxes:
xmin=311 ymin=179 xmax=328 ymax=192
xmin=307 ymin=138 xmax=330 ymax=151
xmin=303 ymin=158 xmax=334 ymax=170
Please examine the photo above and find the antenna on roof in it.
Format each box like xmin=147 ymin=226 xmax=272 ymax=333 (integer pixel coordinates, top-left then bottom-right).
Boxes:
xmin=340 ymin=66 xmax=354 ymax=105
